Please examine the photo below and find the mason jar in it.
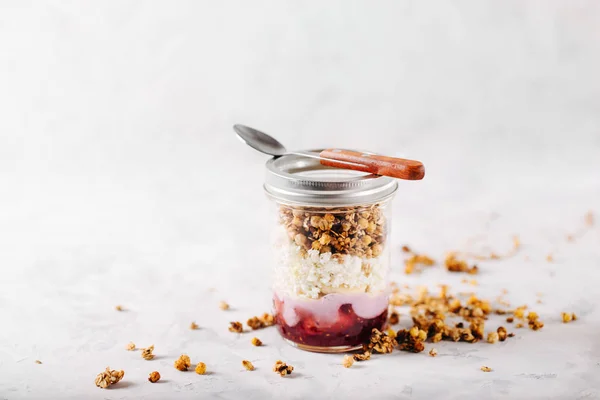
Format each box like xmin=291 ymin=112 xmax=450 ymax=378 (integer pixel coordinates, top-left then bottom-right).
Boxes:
xmin=265 ymin=152 xmax=398 ymax=353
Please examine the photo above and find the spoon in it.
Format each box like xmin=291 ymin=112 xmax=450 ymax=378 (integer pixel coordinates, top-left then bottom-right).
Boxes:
xmin=234 ymin=124 xmax=425 ymax=180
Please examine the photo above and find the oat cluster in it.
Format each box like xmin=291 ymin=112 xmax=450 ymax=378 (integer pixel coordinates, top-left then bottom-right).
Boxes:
xmin=242 ymin=360 xmax=254 ymax=371
xmin=428 ymin=348 xmax=438 ymax=357
xmin=397 ymin=326 xmax=427 ymax=353
xmin=229 ymin=321 xmax=243 ymax=333
xmin=404 ymin=252 xmax=435 ymax=274
xmin=219 ymin=301 xmax=230 ymax=310
xmin=126 ymin=342 xmax=136 ymax=351
xmin=141 ymin=345 xmax=155 ymax=360
xmin=148 ymin=371 xmax=160 ymax=383
xmin=190 ymin=322 xmax=199 ymax=330
xmin=342 ymin=355 xmax=355 ymax=368
xmin=174 ymin=354 xmax=191 ymax=371
xmin=279 ymin=204 xmax=386 ymax=258
xmin=445 ymin=253 xmax=478 ymax=274
xmin=562 ymin=312 xmax=577 ymax=323
xmin=367 ymin=328 xmax=397 ymax=354
xmin=481 ymin=366 xmax=492 ymax=372
xmin=273 ymin=360 xmax=294 ymax=377
xmin=251 ymin=337 xmax=263 ymax=346
xmin=353 ymin=351 xmax=371 ymax=361
xmin=94 ymin=367 xmax=124 ymax=389
xmin=195 ymin=362 xmax=207 ymax=375
xmin=388 ymin=310 xmax=400 ymax=325
xmin=247 ymin=313 xmax=275 ymax=330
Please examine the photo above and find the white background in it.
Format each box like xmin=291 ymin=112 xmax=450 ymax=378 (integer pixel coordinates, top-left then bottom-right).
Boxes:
xmin=0 ymin=1 xmax=599 ymax=399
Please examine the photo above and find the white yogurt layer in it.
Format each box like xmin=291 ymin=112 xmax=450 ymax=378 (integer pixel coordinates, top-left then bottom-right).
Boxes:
xmin=272 ymin=226 xmax=388 ymax=299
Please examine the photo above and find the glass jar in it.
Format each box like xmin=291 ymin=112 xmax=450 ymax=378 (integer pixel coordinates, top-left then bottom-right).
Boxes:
xmin=265 ymin=151 xmax=398 ymax=353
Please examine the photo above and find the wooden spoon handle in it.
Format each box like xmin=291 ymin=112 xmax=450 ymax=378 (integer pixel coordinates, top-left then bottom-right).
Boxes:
xmin=319 ymin=149 xmax=425 ymax=180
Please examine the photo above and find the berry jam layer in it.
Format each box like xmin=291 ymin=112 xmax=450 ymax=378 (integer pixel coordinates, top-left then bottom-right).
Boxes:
xmin=273 ymin=292 xmax=388 ymax=349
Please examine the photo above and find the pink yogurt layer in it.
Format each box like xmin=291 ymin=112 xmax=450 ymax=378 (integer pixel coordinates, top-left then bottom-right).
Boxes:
xmin=275 ymin=291 xmax=389 ymax=327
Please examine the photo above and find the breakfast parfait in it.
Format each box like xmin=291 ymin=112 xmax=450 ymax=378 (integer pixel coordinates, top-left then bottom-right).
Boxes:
xmin=272 ymin=202 xmax=392 ymax=352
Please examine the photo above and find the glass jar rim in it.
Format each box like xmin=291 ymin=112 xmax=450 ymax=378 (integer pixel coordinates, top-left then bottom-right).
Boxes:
xmin=264 ymin=150 xmax=398 ymax=206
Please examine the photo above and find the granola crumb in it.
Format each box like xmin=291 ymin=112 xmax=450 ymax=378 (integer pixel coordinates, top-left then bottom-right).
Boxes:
xmin=429 ymin=348 xmax=438 ymax=357
xmin=148 ymin=371 xmax=160 ymax=383
xmin=353 ymin=351 xmax=371 ymax=361
xmin=342 ymin=355 xmax=355 ymax=368
xmin=506 ymin=317 xmax=514 ymax=323
xmin=585 ymin=210 xmax=594 ymax=227
xmin=273 ymin=360 xmax=294 ymax=376
xmin=229 ymin=321 xmax=243 ymax=333
xmin=242 ymin=360 xmax=254 ymax=371
xmin=94 ymin=367 xmax=124 ymax=389
xmin=508 ymin=333 xmax=515 ymax=338
xmin=190 ymin=322 xmax=199 ymax=330
xmin=195 ymin=362 xmax=207 ymax=375
xmin=219 ymin=301 xmax=230 ymax=310
xmin=402 ymin=245 xmax=411 ymax=253
xmin=515 ymin=323 xmax=524 ymax=329
xmin=487 ymin=331 xmax=499 ymax=344
xmin=562 ymin=312 xmax=577 ymax=323
xmin=141 ymin=345 xmax=155 ymax=360
xmin=546 ymin=254 xmax=553 ymax=262
xmin=388 ymin=310 xmax=400 ymax=325
xmin=174 ymin=355 xmax=191 ymax=371
xmin=251 ymin=337 xmax=263 ymax=346
xmin=404 ymin=253 xmax=436 ymax=274
xmin=497 ymin=326 xmax=508 ymax=341
xmin=35 ymin=360 xmax=42 ymax=364
xmin=115 ymin=305 xmax=124 ymax=311
xmin=126 ymin=342 xmax=136 ymax=351
xmin=481 ymin=366 xmax=492 ymax=372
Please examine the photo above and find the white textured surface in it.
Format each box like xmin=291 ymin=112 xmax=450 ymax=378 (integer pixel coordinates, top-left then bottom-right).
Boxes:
xmin=1 ymin=1 xmax=600 ymax=399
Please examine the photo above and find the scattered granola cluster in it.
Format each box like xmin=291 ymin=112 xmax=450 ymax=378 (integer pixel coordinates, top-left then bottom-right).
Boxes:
xmin=428 ymin=348 xmax=438 ymax=357
xmin=397 ymin=326 xmax=427 ymax=353
xmin=219 ymin=301 xmax=230 ymax=310
xmin=404 ymin=252 xmax=436 ymax=274
xmin=94 ymin=367 xmax=124 ymax=389
xmin=273 ymin=360 xmax=294 ymax=377
xmin=174 ymin=355 xmax=191 ymax=371
xmin=353 ymin=351 xmax=371 ymax=361
xmin=141 ymin=345 xmax=155 ymax=360
xmin=481 ymin=366 xmax=492 ymax=372
xmin=279 ymin=204 xmax=386 ymax=258
xmin=386 ymin=285 xmax=522 ymax=350
xmin=190 ymin=322 xmax=199 ymax=330
xmin=388 ymin=310 xmax=400 ymax=325
xmin=342 ymin=355 xmax=355 ymax=368
xmin=115 ymin=305 xmax=124 ymax=311
xmin=242 ymin=360 xmax=255 ymax=371
xmin=195 ymin=362 xmax=207 ymax=375
xmin=247 ymin=313 xmax=275 ymax=330
xmin=251 ymin=337 xmax=263 ymax=346
xmin=562 ymin=312 xmax=577 ymax=323
xmin=148 ymin=371 xmax=160 ymax=383
xmin=229 ymin=321 xmax=243 ymax=333
xmin=366 ymin=328 xmax=397 ymax=354
xmin=445 ymin=253 xmax=478 ymax=274
xmin=126 ymin=342 xmax=136 ymax=351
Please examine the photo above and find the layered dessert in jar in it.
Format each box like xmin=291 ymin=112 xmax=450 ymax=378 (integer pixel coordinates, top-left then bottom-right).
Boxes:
xmin=272 ymin=203 xmax=391 ymax=352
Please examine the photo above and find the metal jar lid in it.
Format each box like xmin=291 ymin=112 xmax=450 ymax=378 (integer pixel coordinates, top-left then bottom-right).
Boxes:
xmin=264 ymin=150 xmax=398 ymax=206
